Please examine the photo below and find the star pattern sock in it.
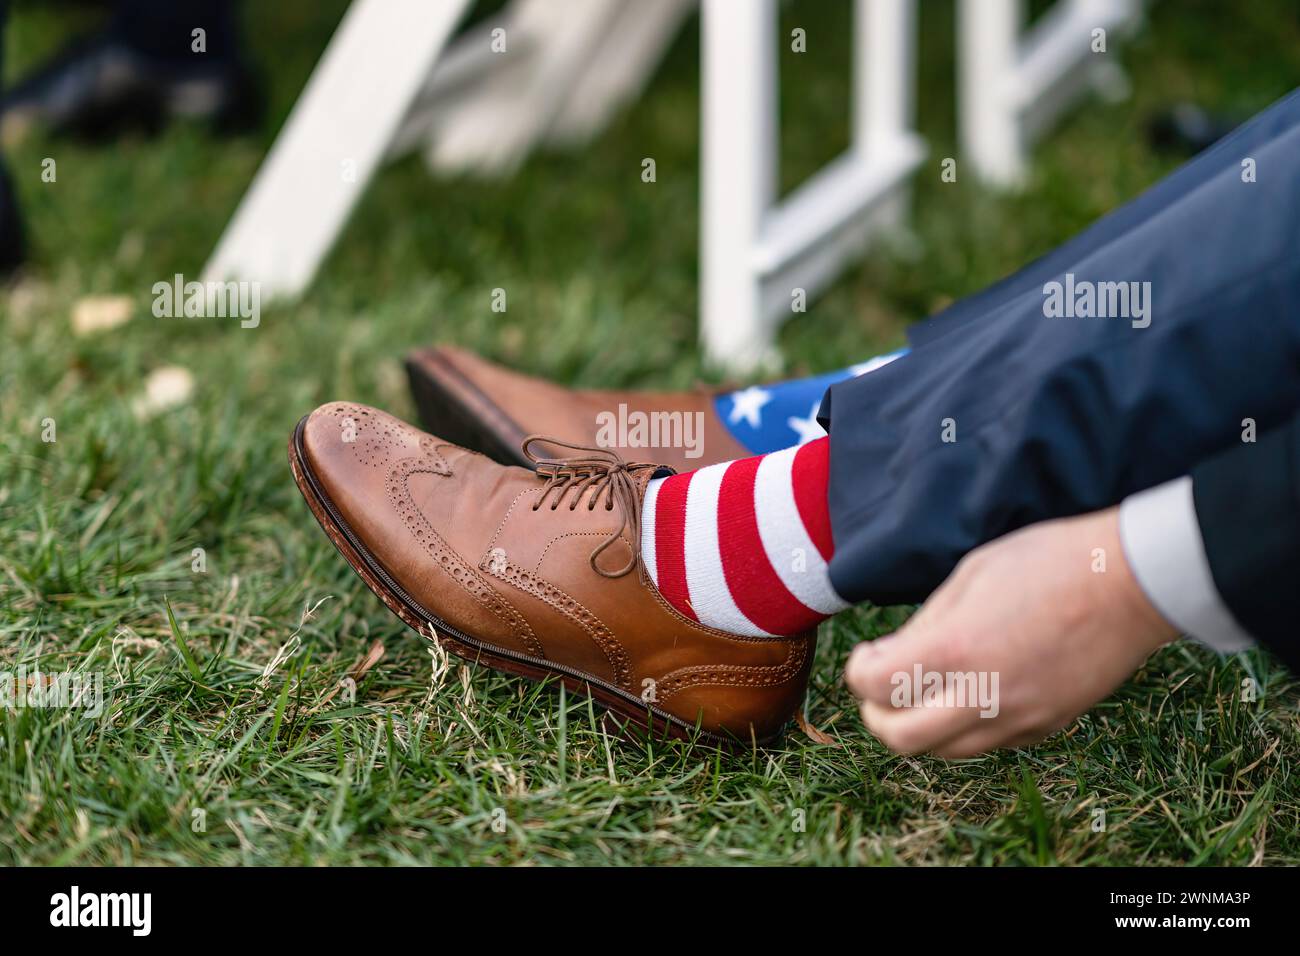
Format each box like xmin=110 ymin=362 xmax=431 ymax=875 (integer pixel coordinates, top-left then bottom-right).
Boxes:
xmin=715 ymin=347 xmax=908 ymax=454
xmin=641 ymin=436 xmax=849 ymax=637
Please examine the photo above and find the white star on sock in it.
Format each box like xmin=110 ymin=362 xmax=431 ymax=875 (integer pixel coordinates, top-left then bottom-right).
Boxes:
xmin=787 ymin=400 xmax=827 ymax=444
xmin=728 ymin=385 xmax=772 ymax=428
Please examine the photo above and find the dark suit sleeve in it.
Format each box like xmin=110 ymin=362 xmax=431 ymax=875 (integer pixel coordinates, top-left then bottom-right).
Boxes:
xmin=1192 ymin=409 xmax=1300 ymax=670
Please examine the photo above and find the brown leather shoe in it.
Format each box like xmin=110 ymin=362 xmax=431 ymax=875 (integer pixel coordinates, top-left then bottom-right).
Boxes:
xmin=405 ymin=346 xmax=749 ymax=471
xmin=289 ymin=402 xmax=815 ymax=746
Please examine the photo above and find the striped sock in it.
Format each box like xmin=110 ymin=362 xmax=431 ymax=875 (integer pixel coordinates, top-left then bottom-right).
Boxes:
xmin=641 ymin=436 xmax=849 ymax=637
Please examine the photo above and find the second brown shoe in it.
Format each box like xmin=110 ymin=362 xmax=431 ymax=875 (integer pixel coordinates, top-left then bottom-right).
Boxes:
xmin=289 ymin=402 xmax=815 ymax=746
xmin=405 ymin=345 xmax=749 ymax=471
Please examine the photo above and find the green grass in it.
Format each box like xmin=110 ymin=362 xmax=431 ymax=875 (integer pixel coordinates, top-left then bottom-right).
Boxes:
xmin=2 ymin=0 xmax=1299 ymax=865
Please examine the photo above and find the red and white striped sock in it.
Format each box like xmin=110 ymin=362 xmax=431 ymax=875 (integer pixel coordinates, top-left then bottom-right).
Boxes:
xmin=641 ymin=436 xmax=849 ymax=637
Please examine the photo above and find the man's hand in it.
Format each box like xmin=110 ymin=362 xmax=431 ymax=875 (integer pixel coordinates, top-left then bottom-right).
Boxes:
xmin=843 ymin=506 xmax=1178 ymax=758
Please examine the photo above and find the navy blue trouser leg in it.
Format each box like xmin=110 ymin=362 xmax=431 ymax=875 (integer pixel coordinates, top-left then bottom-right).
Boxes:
xmin=906 ymin=88 xmax=1300 ymax=349
xmin=822 ymin=88 xmax=1300 ymax=606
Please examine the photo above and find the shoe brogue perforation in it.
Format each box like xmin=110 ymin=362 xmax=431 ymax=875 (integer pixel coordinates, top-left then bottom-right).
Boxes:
xmin=655 ymin=636 xmax=811 ymax=703
xmin=385 ymin=452 xmax=544 ymax=659
xmin=321 ymin=403 xmax=415 ymax=470
xmin=479 ymin=554 xmax=634 ymax=691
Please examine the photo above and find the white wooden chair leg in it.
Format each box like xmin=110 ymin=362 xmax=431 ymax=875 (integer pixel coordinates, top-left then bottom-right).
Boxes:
xmin=700 ymin=0 xmax=778 ymax=372
xmin=959 ymin=0 xmax=1025 ymax=188
xmin=424 ymin=0 xmax=626 ymax=177
xmin=202 ymin=0 xmax=471 ymax=298
xmin=387 ymin=16 xmax=529 ymax=162
xmin=960 ymin=0 xmax=1143 ymax=189
xmin=856 ymin=0 xmax=918 ymax=232
xmin=702 ymin=0 xmax=924 ymax=372
xmin=547 ymin=0 xmax=695 ymax=146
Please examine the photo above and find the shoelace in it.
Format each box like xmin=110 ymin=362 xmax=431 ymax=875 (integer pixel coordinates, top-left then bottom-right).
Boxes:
xmin=522 ymin=435 xmax=662 ymax=578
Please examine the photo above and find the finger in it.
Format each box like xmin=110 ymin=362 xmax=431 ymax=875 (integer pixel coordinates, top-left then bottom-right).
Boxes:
xmin=843 ymin=633 xmax=900 ymax=699
xmin=858 ymin=690 xmax=985 ymax=756
xmin=844 ymin=616 xmax=964 ymax=706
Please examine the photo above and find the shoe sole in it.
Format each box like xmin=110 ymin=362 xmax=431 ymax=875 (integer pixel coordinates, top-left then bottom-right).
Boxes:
xmin=288 ymin=416 xmax=774 ymax=750
xmin=404 ymin=349 xmax=532 ymax=468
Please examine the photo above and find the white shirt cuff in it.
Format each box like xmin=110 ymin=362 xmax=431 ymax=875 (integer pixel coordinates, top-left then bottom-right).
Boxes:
xmin=1118 ymin=476 xmax=1256 ymax=654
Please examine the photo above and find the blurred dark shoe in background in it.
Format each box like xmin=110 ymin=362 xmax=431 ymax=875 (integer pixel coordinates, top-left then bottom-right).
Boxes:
xmin=406 ymin=345 xmax=752 ymax=472
xmin=0 ymin=28 xmax=259 ymax=144
xmin=0 ymin=159 xmax=24 ymax=275
xmin=1147 ymin=102 xmax=1241 ymax=156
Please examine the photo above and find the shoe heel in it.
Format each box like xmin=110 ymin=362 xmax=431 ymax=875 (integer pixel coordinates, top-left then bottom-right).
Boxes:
xmin=404 ymin=353 xmax=530 ymax=467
